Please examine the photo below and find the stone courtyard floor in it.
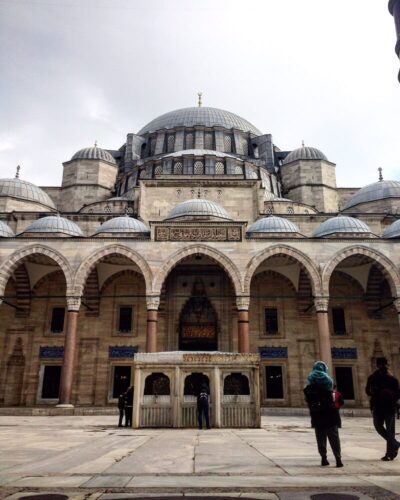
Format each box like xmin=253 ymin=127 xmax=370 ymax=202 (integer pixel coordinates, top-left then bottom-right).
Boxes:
xmin=0 ymin=415 xmax=399 ymax=500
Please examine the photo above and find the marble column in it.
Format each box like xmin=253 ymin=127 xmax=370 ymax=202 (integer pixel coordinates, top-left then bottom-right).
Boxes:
xmin=146 ymin=296 xmax=160 ymax=353
xmin=213 ymin=366 xmax=221 ymax=428
xmin=58 ymin=296 xmax=81 ymax=407
xmin=314 ymin=297 xmax=333 ymax=375
xmin=236 ymin=296 xmax=250 ymax=353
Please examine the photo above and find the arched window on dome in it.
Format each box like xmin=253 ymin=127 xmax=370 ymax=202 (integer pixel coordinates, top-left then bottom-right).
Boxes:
xmin=215 ymin=161 xmax=225 ymax=175
xmin=194 ymin=161 xmax=204 ymax=175
xmin=223 ymin=135 xmax=233 ymax=153
xmin=174 ymin=162 xmax=183 ymax=175
xmin=166 ymin=134 xmax=175 ymax=153
xmin=185 ymin=133 xmax=194 ymax=150
xmin=204 ymin=132 xmax=214 ymax=150
xmin=154 ymin=165 xmax=163 ymax=176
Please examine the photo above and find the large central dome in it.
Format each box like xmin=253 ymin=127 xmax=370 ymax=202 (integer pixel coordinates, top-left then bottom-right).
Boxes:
xmin=138 ymin=106 xmax=261 ymax=136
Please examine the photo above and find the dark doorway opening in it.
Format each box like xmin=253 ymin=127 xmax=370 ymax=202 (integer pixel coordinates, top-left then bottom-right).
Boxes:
xmin=113 ymin=366 xmax=131 ymax=398
xmin=265 ymin=365 xmax=284 ymax=399
xmin=41 ymin=365 xmax=61 ymax=399
xmin=335 ymin=366 xmax=355 ymax=400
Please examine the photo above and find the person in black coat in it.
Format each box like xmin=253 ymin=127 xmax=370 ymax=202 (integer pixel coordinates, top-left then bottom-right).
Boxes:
xmin=197 ymin=383 xmax=210 ymax=430
xmin=117 ymin=392 xmax=126 ymax=427
xmin=304 ymin=361 xmax=344 ymax=468
xmin=366 ymin=357 xmax=400 ymax=460
xmin=124 ymin=386 xmax=134 ymax=427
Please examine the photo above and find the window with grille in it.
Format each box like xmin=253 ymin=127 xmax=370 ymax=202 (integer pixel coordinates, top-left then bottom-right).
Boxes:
xmin=118 ymin=306 xmax=133 ymax=333
xmin=174 ymin=162 xmax=183 ymax=174
xmin=287 ymin=206 xmax=294 ymax=214
xmin=194 ymin=161 xmax=204 ymax=175
xmin=167 ymin=134 xmax=175 ymax=153
xmin=265 ymin=308 xmax=278 ymax=335
xmin=104 ymin=205 xmax=111 ymax=213
xmin=267 ymin=205 xmax=274 ymax=214
xmin=204 ymin=133 xmax=214 ymax=149
xmin=185 ymin=133 xmax=194 ymax=149
xmin=223 ymin=135 xmax=232 ymax=152
xmin=50 ymin=307 xmax=65 ymax=333
xmin=265 ymin=366 xmax=284 ymax=399
xmin=234 ymin=165 xmax=243 ymax=175
xmin=332 ymin=308 xmax=346 ymax=335
xmin=154 ymin=165 xmax=163 ymax=175
xmin=215 ymin=161 xmax=224 ymax=175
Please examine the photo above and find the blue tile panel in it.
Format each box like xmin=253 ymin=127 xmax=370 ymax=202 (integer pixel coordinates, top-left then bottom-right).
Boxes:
xmin=331 ymin=347 xmax=357 ymax=360
xmin=39 ymin=346 xmax=64 ymax=359
xmin=109 ymin=346 xmax=138 ymax=359
xmin=259 ymin=346 xmax=288 ymax=359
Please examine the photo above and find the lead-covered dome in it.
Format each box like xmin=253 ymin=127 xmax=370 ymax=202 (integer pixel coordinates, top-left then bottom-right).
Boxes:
xmin=247 ymin=216 xmax=300 ymax=234
xmin=282 ymin=146 xmax=328 ymax=165
xmin=138 ymin=107 xmax=261 ymax=136
xmin=166 ymin=199 xmax=231 ymax=220
xmin=94 ymin=216 xmax=149 ymax=235
xmin=0 ymin=178 xmax=56 ymax=210
xmin=71 ymin=146 xmax=116 ymax=164
xmin=313 ymin=216 xmax=372 ymax=238
xmin=383 ymin=219 xmax=400 ymax=238
xmin=0 ymin=220 xmax=14 ymax=237
xmin=20 ymin=216 xmax=83 ymax=237
xmin=344 ymin=180 xmax=400 ymax=210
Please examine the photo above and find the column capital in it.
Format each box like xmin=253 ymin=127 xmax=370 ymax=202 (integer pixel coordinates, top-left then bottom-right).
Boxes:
xmin=146 ymin=295 xmax=160 ymax=311
xmin=314 ymin=297 xmax=329 ymax=313
xmin=66 ymin=296 xmax=81 ymax=312
xmin=236 ymin=295 xmax=250 ymax=311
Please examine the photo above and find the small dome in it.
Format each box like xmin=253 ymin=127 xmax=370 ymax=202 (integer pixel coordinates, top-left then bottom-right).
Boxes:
xmin=21 ymin=216 xmax=83 ymax=237
xmin=313 ymin=216 xmax=372 ymax=238
xmin=138 ymin=106 xmax=261 ymax=135
xmin=166 ymin=199 xmax=231 ymax=220
xmin=383 ymin=219 xmax=400 ymax=238
xmin=344 ymin=180 xmax=400 ymax=210
xmin=0 ymin=220 xmax=15 ymax=237
xmin=0 ymin=178 xmax=56 ymax=209
xmin=282 ymin=146 xmax=328 ymax=165
xmin=71 ymin=146 xmax=116 ymax=164
xmin=95 ymin=216 xmax=149 ymax=235
xmin=247 ymin=216 xmax=300 ymax=234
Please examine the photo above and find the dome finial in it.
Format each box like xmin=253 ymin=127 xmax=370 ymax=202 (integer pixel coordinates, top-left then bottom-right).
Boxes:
xmin=94 ymin=140 xmax=98 ymax=148
xmin=378 ymin=167 xmax=383 ymax=182
xmin=197 ymin=92 xmax=203 ymax=108
xmin=15 ymin=165 xmax=20 ymax=179
xmin=301 ymin=140 xmax=305 ymax=147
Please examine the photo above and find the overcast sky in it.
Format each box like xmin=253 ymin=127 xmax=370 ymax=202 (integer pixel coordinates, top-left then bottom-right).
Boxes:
xmin=0 ymin=0 xmax=399 ymax=187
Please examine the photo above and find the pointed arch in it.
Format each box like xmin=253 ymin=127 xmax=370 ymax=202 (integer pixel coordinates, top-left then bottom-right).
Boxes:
xmin=322 ymin=245 xmax=400 ymax=297
xmin=244 ymin=244 xmax=322 ymax=296
xmin=0 ymin=244 xmax=73 ymax=298
xmin=153 ymin=244 xmax=243 ymax=296
xmin=74 ymin=244 xmax=153 ymax=296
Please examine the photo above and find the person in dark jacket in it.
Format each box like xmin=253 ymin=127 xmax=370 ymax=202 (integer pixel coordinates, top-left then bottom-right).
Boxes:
xmin=197 ymin=383 xmax=210 ymax=430
xmin=117 ymin=392 xmax=126 ymax=427
xmin=304 ymin=361 xmax=344 ymax=468
xmin=366 ymin=357 xmax=400 ymax=461
xmin=124 ymin=386 xmax=134 ymax=427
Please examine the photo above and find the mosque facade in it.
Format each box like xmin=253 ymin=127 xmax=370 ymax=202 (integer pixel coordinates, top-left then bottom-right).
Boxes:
xmin=0 ymin=104 xmax=400 ymax=410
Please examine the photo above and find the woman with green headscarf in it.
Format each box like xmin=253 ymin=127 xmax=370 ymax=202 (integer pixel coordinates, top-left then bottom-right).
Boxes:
xmin=304 ymin=361 xmax=344 ymax=468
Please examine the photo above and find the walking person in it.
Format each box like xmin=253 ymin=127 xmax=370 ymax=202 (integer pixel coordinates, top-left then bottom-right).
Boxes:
xmin=304 ymin=361 xmax=344 ymax=468
xmin=197 ymin=382 xmax=210 ymax=430
xmin=117 ymin=391 xmax=126 ymax=427
xmin=366 ymin=357 xmax=400 ymax=461
xmin=124 ymin=386 xmax=134 ymax=427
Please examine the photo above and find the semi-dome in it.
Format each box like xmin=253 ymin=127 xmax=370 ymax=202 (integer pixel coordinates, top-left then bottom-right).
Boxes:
xmin=0 ymin=178 xmax=56 ymax=210
xmin=282 ymin=146 xmax=328 ymax=165
xmin=344 ymin=180 xmax=400 ymax=210
xmin=247 ymin=216 xmax=300 ymax=234
xmin=71 ymin=146 xmax=116 ymax=164
xmin=166 ymin=198 xmax=231 ymax=220
xmin=0 ymin=220 xmax=15 ymax=237
xmin=138 ymin=107 xmax=261 ymax=136
xmin=383 ymin=219 xmax=400 ymax=238
xmin=21 ymin=216 xmax=83 ymax=237
xmin=313 ymin=216 xmax=372 ymax=238
xmin=95 ymin=216 xmax=149 ymax=235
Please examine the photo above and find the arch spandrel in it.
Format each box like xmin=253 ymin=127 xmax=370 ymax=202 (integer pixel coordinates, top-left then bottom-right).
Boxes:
xmin=322 ymin=245 xmax=400 ymax=298
xmin=74 ymin=244 xmax=153 ymax=296
xmin=152 ymin=244 xmax=243 ymax=296
xmin=0 ymin=244 xmax=74 ymax=297
xmin=243 ymin=245 xmax=322 ymax=296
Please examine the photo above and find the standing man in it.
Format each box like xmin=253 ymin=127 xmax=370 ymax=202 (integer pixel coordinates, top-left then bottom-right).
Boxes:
xmin=124 ymin=386 xmax=134 ymax=427
xmin=117 ymin=391 xmax=126 ymax=427
xmin=366 ymin=357 xmax=400 ymax=461
xmin=197 ymin=383 xmax=210 ymax=430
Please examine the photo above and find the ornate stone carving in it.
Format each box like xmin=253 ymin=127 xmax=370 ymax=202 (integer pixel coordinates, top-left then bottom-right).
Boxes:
xmin=146 ymin=296 xmax=160 ymax=310
xmin=66 ymin=296 xmax=81 ymax=312
xmin=236 ymin=296 xmax=250 ymax=310
xmin=314 ymin=297 xmax=329 ymax=313
xmin=155 ymin=226 xmax=242 ymax=242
